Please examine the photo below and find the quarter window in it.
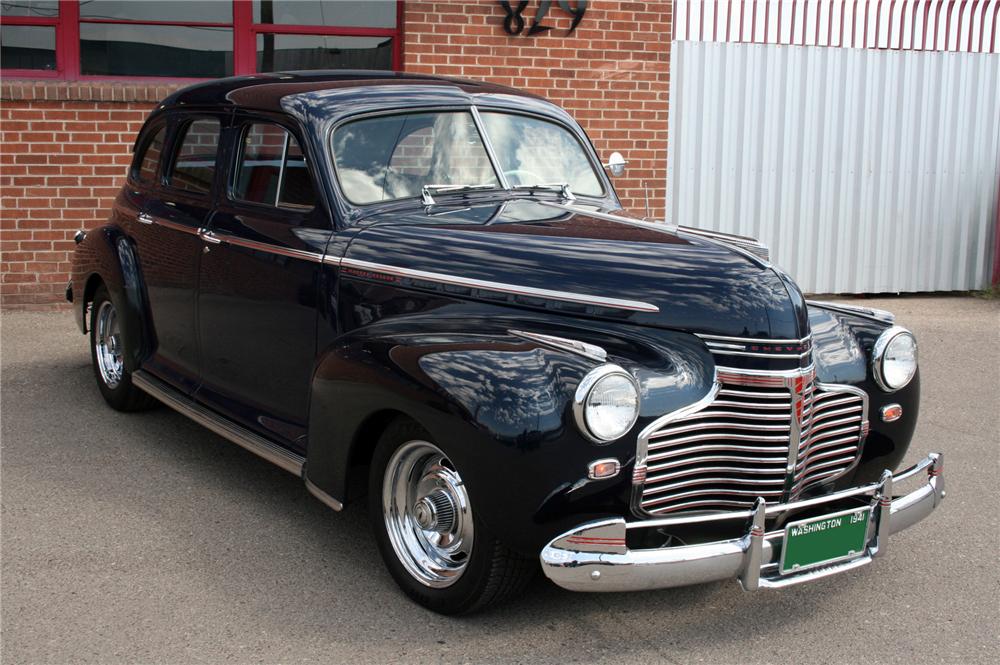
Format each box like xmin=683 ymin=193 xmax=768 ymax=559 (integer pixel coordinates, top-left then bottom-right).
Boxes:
xmin=169 ymin=119 xmax=221 ymax=195
xmin=234 ymin=123 xmax=316 ymax=209
xmin=135 ymin=126 xmax=167 ymax=184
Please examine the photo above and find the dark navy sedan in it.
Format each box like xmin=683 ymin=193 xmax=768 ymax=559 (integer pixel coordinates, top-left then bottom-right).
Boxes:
xmin=67 ymin=71 xmax=943 ymax=614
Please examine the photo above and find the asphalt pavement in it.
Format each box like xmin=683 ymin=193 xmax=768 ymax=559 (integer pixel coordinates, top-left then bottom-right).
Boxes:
xmin=2 ymin=296 xmax=998 ymax=664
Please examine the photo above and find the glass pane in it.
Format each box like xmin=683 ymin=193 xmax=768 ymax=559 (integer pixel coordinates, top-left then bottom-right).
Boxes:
xmin=79 ymin=0 xmax=231 ymax=23
xmin=480 ymin=113 xmax=604 ymax=197
xmin=279 ymin=139 xmax=316 ymax=209
xmin=332 ymin=112 xmax=498 ymax=205
xmin=136 ymin=127 xmax=167 ymax=184
xmin=254 ymin=0 xmax=396 ymax=27
xmin=170 ymin=119 xmax=220 ymax=195
xmin=256 ymin=34 xmax=391 ymax=72
xmin=235 ymin=123 xmax=286 ymax=205
xmin=80 ymin=24 xmax=232 ymax=77
xmin=0 ymin=25 xmax=55 ymax=70
xmin=0 ymin=1 xmax=58 ymax=18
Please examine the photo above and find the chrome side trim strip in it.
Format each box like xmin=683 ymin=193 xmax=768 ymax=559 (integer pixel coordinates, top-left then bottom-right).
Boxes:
xmin=336 ymin=257 xmax=660 ymax=313
xmin=508 ymin=329 xmax=608 ymax=362
xmin=211 ymin=232 xmax=326 ymax=263
xmin=304 ymin=473 xmax=344 ymax=512
xmin=153 ymin=218 xmax=201 ymax=236
xmin=132 ymin=370 xmax=305 ymax=476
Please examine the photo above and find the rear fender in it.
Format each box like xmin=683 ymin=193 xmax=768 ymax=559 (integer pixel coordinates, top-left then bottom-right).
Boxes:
xmin=71 ymin=225 xmax=153 ymax=371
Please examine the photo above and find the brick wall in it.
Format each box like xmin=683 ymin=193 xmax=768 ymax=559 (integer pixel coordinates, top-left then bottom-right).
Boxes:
xmin=1 ymin=2 xmax=672 ymax=308
xmin=403 ymin=0 xmax=672 ymax=219
xmin=1 ymin=83 xmax=183 ymax=308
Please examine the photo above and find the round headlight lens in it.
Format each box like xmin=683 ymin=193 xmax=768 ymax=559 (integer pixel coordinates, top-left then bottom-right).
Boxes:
xmin=577 ymin=368 xmax=640 ymax=442
xmin=875 ymin=328 xmax=917 ymax=391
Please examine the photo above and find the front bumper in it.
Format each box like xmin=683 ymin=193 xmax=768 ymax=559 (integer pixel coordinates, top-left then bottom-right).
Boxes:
xmin=541 ymin=452 xmax=944 ymax=592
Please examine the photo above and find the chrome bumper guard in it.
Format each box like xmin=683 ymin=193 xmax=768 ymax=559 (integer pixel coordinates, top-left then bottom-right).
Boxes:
xmin=540 ymin=453 xmax=944 ymax=592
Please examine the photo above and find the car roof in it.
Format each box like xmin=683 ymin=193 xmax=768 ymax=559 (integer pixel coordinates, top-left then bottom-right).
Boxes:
xmin=159 ymin=70 xmax=543 ymax=114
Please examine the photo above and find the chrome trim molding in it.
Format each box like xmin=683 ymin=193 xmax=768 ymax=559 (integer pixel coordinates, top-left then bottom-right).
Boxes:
xmin=132 ymin=370 xmax=305 ymax=476
xmin=872 ymin=326 xmax=918 ymax=392
xmin=337 ymin=257 xmax=660 ymax=313
xmin=573 ymin=364 xmax=641 ymax=444
xmin=807 ymin=299 xmax=896 ymax=324
xmin=541 ymin=453 xmax=944 ymax=593
xmin=210 ymin=232 xmax=326 ymax=263
xmin=304 ymin=472 xmax=344 ymax=512
xmin=676 ymin=226 xmax=771 ymax=264
xmin=508 ymin=329 xmax=608 ymax=362
xmin=696 ymin=333 xmax=813 ymax=360
xmin=538 ymin=201 xmax=679 ymax=233
xmin=470 ymin=105 xmax=511 ymax=190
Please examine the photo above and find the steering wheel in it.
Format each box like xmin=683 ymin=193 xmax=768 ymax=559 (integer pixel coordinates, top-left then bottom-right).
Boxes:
xmin=503 ymin=169 xmax=544 ymax=186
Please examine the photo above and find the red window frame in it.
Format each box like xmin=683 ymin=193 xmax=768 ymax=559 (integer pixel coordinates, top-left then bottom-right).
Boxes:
xmin=1 ymin=0 xmax=403 ymax=81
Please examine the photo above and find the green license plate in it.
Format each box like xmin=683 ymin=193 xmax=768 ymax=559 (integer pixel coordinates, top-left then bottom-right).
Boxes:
xmin=780 ymin=507 xmax=871 ymax=574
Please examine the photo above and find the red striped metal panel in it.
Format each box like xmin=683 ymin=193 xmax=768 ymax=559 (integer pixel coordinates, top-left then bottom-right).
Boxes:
xmin=674 ymin=0 xmax=1000 ymax=53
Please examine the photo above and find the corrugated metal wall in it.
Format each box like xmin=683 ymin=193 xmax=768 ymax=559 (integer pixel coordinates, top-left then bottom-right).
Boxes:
xmin=667 ymin=42 xmax=1000 ymax=293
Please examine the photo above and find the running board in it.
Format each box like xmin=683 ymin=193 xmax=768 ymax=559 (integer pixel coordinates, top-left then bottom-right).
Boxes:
xmin=133 ymin=370 xmax=305 ymax=477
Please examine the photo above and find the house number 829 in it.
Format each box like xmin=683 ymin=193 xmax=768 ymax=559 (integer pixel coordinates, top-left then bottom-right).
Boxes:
xmin=499 ymin=0 xmax=588 ymax=36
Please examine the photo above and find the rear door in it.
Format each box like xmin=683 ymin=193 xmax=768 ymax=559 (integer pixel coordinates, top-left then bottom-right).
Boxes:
xmin=194 ymin=115 xmax=331 ymax=451
xmin=130 ymin=113 xmax=225 ymax=393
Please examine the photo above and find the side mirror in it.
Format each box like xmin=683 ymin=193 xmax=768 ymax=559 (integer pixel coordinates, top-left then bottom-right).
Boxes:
xmin=604 ymin=152 xmax=627 ymax=177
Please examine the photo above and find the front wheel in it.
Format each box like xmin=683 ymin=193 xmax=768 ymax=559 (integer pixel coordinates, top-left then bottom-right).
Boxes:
xmin=89 ymin=285 xmax=157 ymax=412
xmin=369 ymin=418 xmax=534 ymax=614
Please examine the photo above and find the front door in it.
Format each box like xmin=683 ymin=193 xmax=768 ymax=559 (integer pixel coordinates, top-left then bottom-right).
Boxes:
xmin=195 ymin=118 xmax=330 ymax=451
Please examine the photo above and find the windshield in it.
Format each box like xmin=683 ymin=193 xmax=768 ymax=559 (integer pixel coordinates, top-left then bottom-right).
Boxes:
xmin=478 ymin=112 xmax=603 ymax=196
xmin=331 ymin=109 xmax=604 ymax=205
xmin=332 ymin=111 xmax=499 ymax=205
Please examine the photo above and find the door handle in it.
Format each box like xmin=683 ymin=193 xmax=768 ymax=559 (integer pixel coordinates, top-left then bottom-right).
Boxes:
xmin=198 ymin=229 xmax=223 ymax=244
xmin=137 ymin=213 xmax=154 ymax=225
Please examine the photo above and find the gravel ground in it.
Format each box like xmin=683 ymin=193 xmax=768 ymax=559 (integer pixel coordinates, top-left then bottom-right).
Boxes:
xmin=2 ymin=296 xmax=998 ymax=664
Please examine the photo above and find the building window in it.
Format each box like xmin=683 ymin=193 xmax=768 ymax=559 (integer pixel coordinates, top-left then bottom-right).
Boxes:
xmin=0 ymin=0 xmax=402 ymax=80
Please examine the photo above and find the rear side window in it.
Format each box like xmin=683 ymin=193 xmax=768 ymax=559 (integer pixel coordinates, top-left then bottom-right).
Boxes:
xmin=135 ymin=126 xmax=166 ymax=184
xmin=234 ymin=122 xmax=316 ymax=210
xmin=169 ymin=118 xmax=221 ymax=195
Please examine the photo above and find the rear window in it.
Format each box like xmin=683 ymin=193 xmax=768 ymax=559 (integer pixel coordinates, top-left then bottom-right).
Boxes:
xmin=168 ymin=118 xmax=220 ymax=195
xmin=233 ymin=122 xmax=316 ymax=210
xmin=135 ymin=126 xmax=166 ymax=184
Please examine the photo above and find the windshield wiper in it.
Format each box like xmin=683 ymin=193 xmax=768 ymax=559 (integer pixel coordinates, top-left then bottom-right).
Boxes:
xmin=511 ymin=183 xmax=576 ymax=201
xmin=421 ymin=183 xmax=498 ymax=205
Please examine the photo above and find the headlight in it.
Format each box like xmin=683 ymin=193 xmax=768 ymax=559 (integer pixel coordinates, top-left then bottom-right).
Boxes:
xmin=573 ymin=365 xmax=640 ymax=443
xmin=873 ymin=326 xmax=918 ymax=391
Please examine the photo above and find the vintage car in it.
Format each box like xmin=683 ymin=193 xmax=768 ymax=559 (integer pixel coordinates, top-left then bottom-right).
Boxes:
xmin=67 ymin=71 xmax=943 ymax=614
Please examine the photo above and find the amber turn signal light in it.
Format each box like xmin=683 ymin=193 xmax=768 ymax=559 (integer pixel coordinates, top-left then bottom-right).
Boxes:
xmin=881 ymin=404 xmax=903 ymax=422
xmin=588 ymin=458 xmax=621 ymax=480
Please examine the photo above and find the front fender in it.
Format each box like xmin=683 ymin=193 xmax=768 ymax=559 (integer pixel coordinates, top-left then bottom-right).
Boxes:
xmin=305 ymin=312 xmax=715 ymax=556
xmin=70 ymin=225 xmax=153 ymax=371
xmin=808 ymin=304 xmax=920 ymax=485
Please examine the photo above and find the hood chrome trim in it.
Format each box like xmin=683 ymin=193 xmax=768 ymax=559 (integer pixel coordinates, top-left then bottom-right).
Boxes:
xmin=333 ymin=257 xmax=660 ymax=313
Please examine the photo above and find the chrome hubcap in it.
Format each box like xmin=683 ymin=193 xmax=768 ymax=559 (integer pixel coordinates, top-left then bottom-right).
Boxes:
xmin=383 ymin=440 xmax=473 ymax=588
xmin=94 ymin=300 xmax=123 ymax=389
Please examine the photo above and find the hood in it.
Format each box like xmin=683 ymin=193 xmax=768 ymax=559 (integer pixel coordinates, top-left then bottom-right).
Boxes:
xmin=344 ymin=199 xmax=808 ymax=339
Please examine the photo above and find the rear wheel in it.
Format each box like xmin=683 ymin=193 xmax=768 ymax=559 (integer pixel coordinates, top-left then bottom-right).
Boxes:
xmin=369 ymin=418 xmax=534 ymax=614
xmin=89 ymin=285 xmax=157 ymax=412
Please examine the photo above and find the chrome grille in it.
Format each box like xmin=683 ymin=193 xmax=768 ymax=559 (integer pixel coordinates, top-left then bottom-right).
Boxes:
xmin=792 ymin=385 xmax=867 ymax=494
xmin=633 ymin=368 xmax=868 ymax=516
